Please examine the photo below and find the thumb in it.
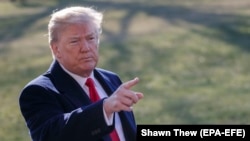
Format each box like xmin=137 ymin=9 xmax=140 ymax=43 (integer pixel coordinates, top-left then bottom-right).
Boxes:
xmin=135 ymin=92 xmax=144 ymax=100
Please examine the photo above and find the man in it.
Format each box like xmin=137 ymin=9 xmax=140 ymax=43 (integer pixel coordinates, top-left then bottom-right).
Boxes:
xmin=19 ymin=6 xmax=144 ymax=141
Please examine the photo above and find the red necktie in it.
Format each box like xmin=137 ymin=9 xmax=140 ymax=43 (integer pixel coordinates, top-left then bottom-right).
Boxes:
xmin=85 ymin=78 xmax=120 ymax=141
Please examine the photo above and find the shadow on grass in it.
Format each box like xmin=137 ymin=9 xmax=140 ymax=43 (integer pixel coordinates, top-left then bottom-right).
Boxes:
xmin=1 ymin=0 xmax=249 ymax=53
xmin=0 ymin=0 xmax=72 ymax=43
xmin=82 ymin=1 xmax=250 ymax=52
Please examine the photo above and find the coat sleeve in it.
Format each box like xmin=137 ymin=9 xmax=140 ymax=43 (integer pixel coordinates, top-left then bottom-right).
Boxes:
xmin=19 ymin=83 xmax=113 ymax=141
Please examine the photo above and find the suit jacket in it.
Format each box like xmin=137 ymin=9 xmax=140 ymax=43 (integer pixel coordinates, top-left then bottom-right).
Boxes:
xmin=19 ymin=60 xmax=137 ymax=141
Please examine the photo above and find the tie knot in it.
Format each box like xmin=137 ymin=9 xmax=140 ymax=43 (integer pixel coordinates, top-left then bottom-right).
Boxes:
xmin=85 ymin=78 xmax=95 ymax=88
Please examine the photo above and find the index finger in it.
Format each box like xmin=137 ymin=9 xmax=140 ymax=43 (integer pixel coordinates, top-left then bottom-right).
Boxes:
xmin=123 ymin=77 xmax=139 ymax=89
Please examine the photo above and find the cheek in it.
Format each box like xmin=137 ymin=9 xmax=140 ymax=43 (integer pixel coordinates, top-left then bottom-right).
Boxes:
xmin=92 ymin=46 xmax=99 ymax=57
xmin=58 ymin=47 xmax=75 ymax=59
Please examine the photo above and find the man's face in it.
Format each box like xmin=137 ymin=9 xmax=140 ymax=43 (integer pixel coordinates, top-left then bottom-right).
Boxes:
xmin=51 ymin=23 xmax=99 ymax=77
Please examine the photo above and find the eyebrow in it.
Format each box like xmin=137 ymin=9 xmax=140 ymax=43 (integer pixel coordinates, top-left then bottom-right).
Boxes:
xmin=70 ymin=32 xmax=96 ymax=38
xmin=86 ymin=32 xmax=96 ymax=37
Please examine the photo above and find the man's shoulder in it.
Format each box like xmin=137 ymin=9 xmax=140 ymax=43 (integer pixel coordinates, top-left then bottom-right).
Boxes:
xmin=95 ymin=68 xmax=118 ymax=77
xmin=26 ymin=74 xmax=50 ymax=86
xmin=20 ymin=72 xmax=61 ymax=96
xmin=94 ymin=68 xmax=122 ymax=85
xmin=22 ymin=73 xmax=56 ymax=91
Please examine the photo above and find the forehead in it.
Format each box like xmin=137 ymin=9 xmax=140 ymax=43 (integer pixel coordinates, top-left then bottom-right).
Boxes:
xmin=61 ymin=23 xmax=96 ymax=38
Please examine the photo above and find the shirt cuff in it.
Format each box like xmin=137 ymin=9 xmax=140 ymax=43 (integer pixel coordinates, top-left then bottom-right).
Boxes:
xmin=103 ymin=106 xmax=114 ymax=126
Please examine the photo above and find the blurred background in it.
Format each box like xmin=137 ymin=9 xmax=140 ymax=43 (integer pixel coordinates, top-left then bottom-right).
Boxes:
xmin=0 ymin=0 xmax=250 ymax=140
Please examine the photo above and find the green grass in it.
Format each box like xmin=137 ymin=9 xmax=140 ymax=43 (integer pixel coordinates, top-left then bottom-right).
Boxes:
xmin=1 ymin=0 xmax=250 ymax=140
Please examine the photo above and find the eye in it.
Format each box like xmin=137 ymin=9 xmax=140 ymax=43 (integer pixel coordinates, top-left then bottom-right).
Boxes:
xmin=70 ymin=39 xmax=79 ymax=44
xmin=87 ymin=35 xmax=96 ymax=41
xmin=86 ymin=34 xmax=96 ymax=41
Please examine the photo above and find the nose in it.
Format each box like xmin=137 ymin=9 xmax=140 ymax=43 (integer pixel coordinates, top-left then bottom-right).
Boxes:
xmin=80 ymin=40 xmax=90 ymax=52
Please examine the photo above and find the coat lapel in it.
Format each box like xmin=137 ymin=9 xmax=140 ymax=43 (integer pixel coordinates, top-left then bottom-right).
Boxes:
xmin=47 ymin=60 xmax=91 ymax=108
xmin=93 ymin=69 xmax=114 ymax=96
xmin=93 ymin=69 xmax=136 ymax=141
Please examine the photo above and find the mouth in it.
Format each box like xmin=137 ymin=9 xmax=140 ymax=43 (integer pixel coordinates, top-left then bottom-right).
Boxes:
xmin=80 ymin=56 xmax=93 ymax=62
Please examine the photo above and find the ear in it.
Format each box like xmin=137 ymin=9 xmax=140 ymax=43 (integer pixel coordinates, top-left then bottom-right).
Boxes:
xmin=50 ymin=42 xmax=61 ymax=59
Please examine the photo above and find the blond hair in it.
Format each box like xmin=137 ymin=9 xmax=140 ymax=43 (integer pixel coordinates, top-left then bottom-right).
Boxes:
xmin=48 ymin=6 xmax=103 ymax=44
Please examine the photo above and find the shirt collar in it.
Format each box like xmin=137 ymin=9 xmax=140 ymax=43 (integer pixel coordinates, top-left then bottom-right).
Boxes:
xmin=59 ymin=63 xmax=96 ymax=87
